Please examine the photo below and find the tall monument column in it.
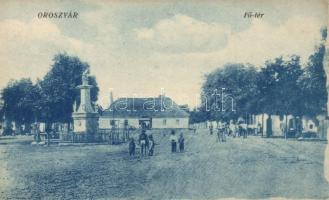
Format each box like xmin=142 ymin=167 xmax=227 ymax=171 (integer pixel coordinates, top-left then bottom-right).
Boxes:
xmin=72 ymin=70 xmax=99 ymax=142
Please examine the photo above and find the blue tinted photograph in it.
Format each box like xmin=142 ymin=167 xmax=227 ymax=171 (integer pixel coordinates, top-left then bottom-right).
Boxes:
xmin=0 ymin=0 xmax=329 ymax=199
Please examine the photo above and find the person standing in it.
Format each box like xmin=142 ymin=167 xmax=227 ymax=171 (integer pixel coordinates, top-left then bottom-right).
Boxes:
xmin=229 ymin=121 xmax=236 ymax=137
xmin=139 ymin=130 xmax=147 ymax=156
xmin=178 ymin=133 xmax=185 ymax=152
xmin=216 ymin=122 xmax=222 ymax=142
xmin=217 ymin=122 xmax=226 ymax=142
xmin=145 ymin=132 xmax=150 ymax=154
xmin=148 ymin=134 xmax=155 ymax=156
xmin=223 ymin=122 xmax=227 ymax=142
xmin=169 ymin=130 xmax=178 ymax=153
xmin=34 ymin=123 xmax=41 ymax=143
xmin=241 ymin=121 xmax=248 ymax=138
xmin=129 ymin=138 xmax=136 ymax=157
xmin=209 ymin=123 xmax=213 ymax=135
xmin=257 ymin=122 xmax=262 ymax=135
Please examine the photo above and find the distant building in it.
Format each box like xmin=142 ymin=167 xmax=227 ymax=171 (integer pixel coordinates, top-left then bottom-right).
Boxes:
xmin=99 ymin=95 xmax=189 ymax=129
xmin=254 ymin=114 xmax=322 ymax=138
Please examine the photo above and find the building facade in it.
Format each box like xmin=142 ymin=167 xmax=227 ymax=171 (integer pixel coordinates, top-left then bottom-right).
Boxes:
xmin=99 ymin=96 xmax=189 ymax=129
xmin=251 ymin=114 xmax=323 ymax=138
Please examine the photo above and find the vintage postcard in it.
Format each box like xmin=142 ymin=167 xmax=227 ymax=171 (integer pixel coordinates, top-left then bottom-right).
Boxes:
xmin=0 ymin=0 xmax=329 ymax=199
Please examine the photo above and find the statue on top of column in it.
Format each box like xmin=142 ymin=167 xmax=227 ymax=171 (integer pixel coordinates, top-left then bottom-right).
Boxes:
xmin=82 ymin=69 xmax=90 ymax=85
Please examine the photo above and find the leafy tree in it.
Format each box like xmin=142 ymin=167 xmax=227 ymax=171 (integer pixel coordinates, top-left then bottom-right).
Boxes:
xmin=298 ymin=28 xmax=327 ymax=117
xmin=281 ymin=56 xmax=303 ymax=117
xmin=1 ymin=78 xmax=40 ymax=133
xmin=39 ymin=53 xmax=99 ymax=123
xmin=256 ymin=58 xmax=284 ymax=137
xmin=257 ymin=57 xmax=284 ymax=116
xmin=0 ymin=99 xmax=3 ymax=122
xmin=260 ymin=56 xmax=303 ymax=114
xmin=189 ymin=107 xmax=209 ymax=124
xmin=258 ymin=56 xmax=303 ymax=137
xmin=202 ymin=63 xmax=259 ymax=122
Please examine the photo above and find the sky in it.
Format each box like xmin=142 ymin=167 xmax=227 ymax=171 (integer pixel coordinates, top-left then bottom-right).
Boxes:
xmin=0 ymin=0 xmax=327 ymax=108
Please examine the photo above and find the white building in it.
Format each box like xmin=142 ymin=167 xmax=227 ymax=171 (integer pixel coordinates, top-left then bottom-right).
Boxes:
xmin=254 ymin=114 xmax=320 ymax=137
xmin=99 ymin=96 xmax=189 ymax=129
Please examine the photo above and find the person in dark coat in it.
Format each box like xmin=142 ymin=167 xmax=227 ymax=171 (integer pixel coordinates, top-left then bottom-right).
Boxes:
xmin=209 ymin=124 xmax=213 ymax=135
xmin=129 ymin=138 xmax=136 ymax=157
xmin=148 ymin=134 xmax=155 ymax=156
xmin=178 ymin=133 xmax=185 ymax=152
xmin=169 ymin=130 xmax=178 ymax=153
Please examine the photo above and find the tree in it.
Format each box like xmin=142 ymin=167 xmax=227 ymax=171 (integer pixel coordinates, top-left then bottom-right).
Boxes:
xmin=39 ymin=53 xmax=99 ymax=123
xmin=1 ymin=78 xmax=40 ymax=134
xmin=202 ymin=63 xmax=259 ymax=122
xmin=257 ymin=57 xmax=284 ymax=116
xmin=0 ymin=99 xmax=4 ymax=122
xmin=298 ymin=28 xmax=327 ymax=117
xmin=258 ymin=56 xmax=303 ymax=137
xmin=189 ymin=107 xmax=209 ymax=124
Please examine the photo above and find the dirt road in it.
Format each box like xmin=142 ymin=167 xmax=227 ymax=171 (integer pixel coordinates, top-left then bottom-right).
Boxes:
xmin=0 ymin=130 xmax=328 ymax=199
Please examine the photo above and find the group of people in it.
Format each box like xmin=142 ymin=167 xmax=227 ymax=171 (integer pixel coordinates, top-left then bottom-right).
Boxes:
xmin=169 ymin=130 xmax=184 ymax=153
xmin=128 ymin=129 xmax=185 ymax=157
xmin=209 ymin=120 xmax=261 ymax=142
xmin=129 ymin=129 xmax=155 ymax=157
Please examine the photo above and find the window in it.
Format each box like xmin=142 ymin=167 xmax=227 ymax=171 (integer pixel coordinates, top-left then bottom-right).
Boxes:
xmin=176 ymin=119 xmax=180 ymax=125
xmin=163 ymin=119 xmax=167 ymax=126
xmin=110 ymin=120 xmax=118 ymax=128
xmin=309 ymin=124 xmax=313 ymax=129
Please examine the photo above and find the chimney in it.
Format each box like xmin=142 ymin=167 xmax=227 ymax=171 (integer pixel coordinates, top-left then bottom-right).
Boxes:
xmin=109 ymin=90 xmax=114 ymax=107
xmin=159 ymin=87 xmax=165 ymax=99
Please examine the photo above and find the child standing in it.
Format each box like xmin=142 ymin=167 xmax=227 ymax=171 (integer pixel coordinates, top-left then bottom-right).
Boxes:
xmin=169 ymin=130 xmax=178 ymax=153
xmin=148 ymin=134 xmax=155 ymax=156
xmin=129 ymin=138 xmax=136 ymax=157
xmin=209 ymin=123 xmax=213 ymax=135
xmin=178 ymin=133 xmax=184 ymax=152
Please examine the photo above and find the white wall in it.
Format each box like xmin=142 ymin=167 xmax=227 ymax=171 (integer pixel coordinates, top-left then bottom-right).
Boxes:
xmin=254 ymin=114 xmax=294 ymax=136
xmin=303 ymin=118 xmax=318 ymax=132
xmin=255 ymin=114 xmax=320 ymax=136
xmin=99 ymin=117 xmax=189 ymax=129
xmin=73 ymin=119 xmax=86 ymax=132
xmin=99 ymin=118 xmax=137 ymax=129
xmin=152 ymin=117 xmax=189 ymax=129
xmin=99 ymin=118 xmax=110 ymax=129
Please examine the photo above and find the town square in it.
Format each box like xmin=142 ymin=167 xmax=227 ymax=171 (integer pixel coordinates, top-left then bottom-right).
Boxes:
xmin=1 ymin=0 xmax=329 ymax=199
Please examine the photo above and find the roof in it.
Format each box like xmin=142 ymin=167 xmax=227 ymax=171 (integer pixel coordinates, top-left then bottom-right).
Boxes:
xmin=102 ymin=96 xmax=189 ymax=118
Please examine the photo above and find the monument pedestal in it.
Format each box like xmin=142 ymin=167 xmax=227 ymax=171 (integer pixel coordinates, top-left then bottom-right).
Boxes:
xmin=71 ymin=70 xmax=100 ymax=143
xmin=72 ymin=112 xmax=99 ymax=142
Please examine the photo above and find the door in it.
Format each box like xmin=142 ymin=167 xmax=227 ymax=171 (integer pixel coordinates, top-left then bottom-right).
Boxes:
xmin=139 ymin=118 xmax=152 ymax=129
